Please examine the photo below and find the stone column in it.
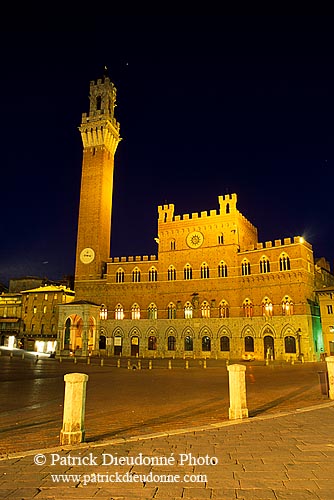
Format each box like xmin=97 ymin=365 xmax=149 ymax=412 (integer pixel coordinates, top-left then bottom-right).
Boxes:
xmin=227 ymin=364 xmax=248 ymax=420
xmin=60 ymin=373 xmax=89 ymax=445
xmin=325 ymin=356 xmax=334 ymax=400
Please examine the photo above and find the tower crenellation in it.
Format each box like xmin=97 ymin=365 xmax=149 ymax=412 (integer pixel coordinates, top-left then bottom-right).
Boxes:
xmin=158 ymin=204 xmax=175 ymax=222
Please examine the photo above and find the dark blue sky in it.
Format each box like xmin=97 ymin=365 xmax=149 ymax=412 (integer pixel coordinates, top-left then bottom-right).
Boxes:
xmin=1 ymin=17 xmax=334 ymax=286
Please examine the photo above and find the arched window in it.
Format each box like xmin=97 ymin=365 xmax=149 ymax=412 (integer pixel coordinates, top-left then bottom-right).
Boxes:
xmin=147 ymin=303 xmax=157 ymax=320
xmin=220 ymin=336 xmax=230 ymax=351
xmin=184 ymin=264 xmax=192 ymax=280
xmin=262 ymin=297 xmax=273 ymax=317
xmin=220 ymin=300 xmax=229 ymax=318
xmin=242 ymin=260 xmax=251 ymax=276
xmin=218 ymin=233 xmax=224 ymax=245
xmin=168 ymin=265 xmax=176 ymax=281
xmin=132 ymin=267 xmax=141 ymax=282
xmin=170 ymin=239 xmax=176 ymax=250
xmin=226 ymin=203 xmax=230 ymax=214
xmin=149 ymin=267 xmax=158 ymax=282
xmin=167 ymin=302 xmax=176 ymax=319
xmin=282 ymin=296 xmax=294 ymax=316
xmin=148 ymin=336 xmax=157 ymax=350
xmin=284 ymin=336 xmax=296 ymax=353
xmin=100 ymin=304 xmax=108 ymax=320
xmin=202 ymin=336 xmax=211 ymax=352
xmin=131 ymin=303 xmax=140 ymax=320
xmin=201 ymin=301 xmax=210 ymax=318
xmin=218 ymin=261 xmax=228 ymax=278
xmin=116 ymin=268 xmax=125 ymax=283
xmin=184 ymin=302 xmax=193 ymax=319
xmin=201 ymin=263 xmax=210 ymax=279
xmin=115 ymin=304 xmax=124 ymax=320
xmin=243 ymin=299 xmax=253 ymax=318
xmin=168 ymin=336 xmax=176 ymax=351
xmin=245 ymin=336 xmax=254 ymax=352
xmin=184 ymin=335 xmax=193 ymax=351
xmin=280 ymin=253 xmax=291 ymax=271
xmin=260 ymin=256 xmax=270 ymax=273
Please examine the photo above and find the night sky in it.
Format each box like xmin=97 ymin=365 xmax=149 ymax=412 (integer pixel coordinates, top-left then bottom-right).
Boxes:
xmin=1 ymin=17 xmax=334 ymax=287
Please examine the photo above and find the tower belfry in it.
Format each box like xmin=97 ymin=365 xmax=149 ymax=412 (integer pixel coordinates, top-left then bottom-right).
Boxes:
xmin=75 ymin=77 xmax=121 ymax=282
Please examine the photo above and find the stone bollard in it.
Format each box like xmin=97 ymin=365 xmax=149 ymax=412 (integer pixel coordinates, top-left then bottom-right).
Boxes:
xmin=21 ymin=352 xmax=25 ymax=360
xmin=137 ymin=360 xmax=141 ymax=370
xmin=185 ymin=360 xmax=189 ymax=369
xmin=60 ymin=373 xmax=88 ymax=445
xmin=149 ymin=360 xmax=152 ymax=370
xmin=168 ymin=360 xmax=172 ymax=370
xmin=59 ymin=356 xmax=62 ymax=363
xmin=100 ymin=358 xmax=104 ymax=367
xmin=203 ymin=359 xmax=207 ymax=369
xmin=74 ymin=357 xmax=77 ymax=364
xmin=87 ymin=357 xmax=90 ymax=365
xmin=10 ymin=352 xmax=13 ymax=358
xmin=325 ymin=356 xmax=334 ymax=400
xmin=127 ymin=360 xmax=131 ymax=370
xmin=117 ymin=359 xmax=121 ymax=368
xmin=227 ymin=364 xmax=248 ymax=420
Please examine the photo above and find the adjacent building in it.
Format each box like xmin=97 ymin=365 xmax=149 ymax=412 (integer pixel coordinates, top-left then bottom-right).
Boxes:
xmin=0 ymin=292 xmax=23 ymax=348
xmin=316 ymin=286 xmax=334 ymax=358
xmin=0 ymin=281 xmax=75 ymax=353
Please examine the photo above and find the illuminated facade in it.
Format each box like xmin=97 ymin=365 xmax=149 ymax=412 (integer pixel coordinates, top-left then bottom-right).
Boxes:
xmin=21 ymin=285 xmax=74 ymax=353
xmin=316 ymin=287 xmax=334 ymax=357
xmin=0 ymin=293 xmax=22 ymax=348
xmin=58 ymin=76 xmax=324 ymax=361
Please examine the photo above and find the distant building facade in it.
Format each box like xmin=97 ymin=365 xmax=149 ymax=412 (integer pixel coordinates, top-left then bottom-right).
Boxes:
xmin=21 ymin=285 xmax=75 ymax=353
xmin=0 ymin=293 xmax=23 ymax=348
xmin=57 ymin=76 xmax=326 ymax=361
xmin=0 ymin=283 xmax=75 ymax=352
xmin=316 ymin=286 xmax=334 ymax=358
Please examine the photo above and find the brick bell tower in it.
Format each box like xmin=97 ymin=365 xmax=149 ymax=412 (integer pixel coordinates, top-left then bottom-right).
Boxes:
xmin=75 ymin=76 xmax=121 ymax=282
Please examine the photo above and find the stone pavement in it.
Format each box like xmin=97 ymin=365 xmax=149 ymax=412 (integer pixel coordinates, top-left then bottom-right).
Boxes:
xmin=1 ymin=401 xmax=334 ymax=500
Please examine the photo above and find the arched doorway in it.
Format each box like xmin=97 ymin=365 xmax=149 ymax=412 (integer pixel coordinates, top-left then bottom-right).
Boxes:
xmin=114 ymin=336 xmax=122 ymax=355
xmin=131 ymin=336 xmax=139 ymax=356
xmin=64 ymin=314 xmax=83 ymax=352
xmin=99 ymin=334 xmax=106 ymax=349
xmin=264 ymin=335 xmax=275 ymax=359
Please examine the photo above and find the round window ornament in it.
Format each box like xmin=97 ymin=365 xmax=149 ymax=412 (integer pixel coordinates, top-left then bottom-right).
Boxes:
xmin=186 ymin=231 xmax=204 ymax=249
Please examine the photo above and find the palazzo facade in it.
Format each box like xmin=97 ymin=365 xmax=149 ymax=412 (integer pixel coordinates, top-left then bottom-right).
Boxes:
xmin=57 ymin=76 xmax=323 ymax=361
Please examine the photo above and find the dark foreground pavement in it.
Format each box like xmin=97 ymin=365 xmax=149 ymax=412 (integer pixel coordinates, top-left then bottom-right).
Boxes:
xmin=1 ymin=402 xmax=334 ymax=499
xmin=1 ymin=351 xmax=334 ymax=498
